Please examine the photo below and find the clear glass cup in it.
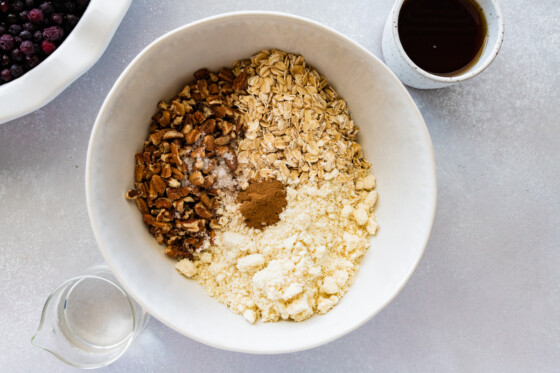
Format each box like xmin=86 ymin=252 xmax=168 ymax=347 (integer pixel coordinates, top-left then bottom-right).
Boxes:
xmin=31 ymin=265 xmax=149 ymax=368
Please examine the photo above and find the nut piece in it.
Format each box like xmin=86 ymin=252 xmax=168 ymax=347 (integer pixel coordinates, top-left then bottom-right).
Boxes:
xmin=125 ymin=189 xmax=142 ymax=199
xmin=202 ymin=135 xmax=214 ymax=151
xmin=150 ymin=175 xmax=166 ymax=195
xmin=163 ymin=130 xmax=183 ymax=140
xmin=214 ymin=136 xmax=230 ymax=146
xmin=216 ymin=146 xmax=238 ymax=171
xmin=135 ymin=164 xmax=145 ymax=182
xmin=193 ymin=68 xmax=210 ymax=80
xmin=185 ymin=129 xmax=201 ymax=144
xmin=189 ymin=171 xmax=205 ymax=186
xmin=194 ymin=202 xmax=212 ymax=219
xmin=154 ymin=198 xmax=172 ymax=209
xmin=232 ymin=71 xmax=247 ymax=91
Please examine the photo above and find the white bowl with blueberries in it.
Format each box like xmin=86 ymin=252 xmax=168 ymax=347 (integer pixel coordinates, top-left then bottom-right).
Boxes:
xmin=0 ymin=0 xmax=131 ymax=125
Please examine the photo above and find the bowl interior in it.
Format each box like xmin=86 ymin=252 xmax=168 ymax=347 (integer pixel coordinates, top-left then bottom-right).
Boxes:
xmin=87 ymin=12 xmax=436 ymax=353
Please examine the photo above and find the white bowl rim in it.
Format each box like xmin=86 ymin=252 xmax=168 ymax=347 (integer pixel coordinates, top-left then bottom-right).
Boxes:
xmin=0 ymin=0 xmax=132 ymax=125
xmin=86 ymin=10 xmax=437 ymax=354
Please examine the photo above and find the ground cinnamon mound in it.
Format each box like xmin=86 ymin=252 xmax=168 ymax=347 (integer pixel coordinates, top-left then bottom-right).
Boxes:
xmin=237 ymin=179 xmax=287 ymax=229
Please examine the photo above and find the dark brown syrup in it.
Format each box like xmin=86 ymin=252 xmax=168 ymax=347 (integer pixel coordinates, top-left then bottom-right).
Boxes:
xmin=398 ymin=0 xmax=487 ymax=76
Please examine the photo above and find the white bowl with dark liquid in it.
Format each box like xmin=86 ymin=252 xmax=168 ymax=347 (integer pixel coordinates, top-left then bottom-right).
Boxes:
xmin=382 ymin=0 xmax=505 ymax=89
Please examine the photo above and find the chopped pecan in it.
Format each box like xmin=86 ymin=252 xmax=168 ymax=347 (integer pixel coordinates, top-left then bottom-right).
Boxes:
xmin=137 ymin=199 xmax=149 ymax=214
xmin=214 ymin=136 xmax=230 ymax=146
xmin=202 ymin=135 xmax=214 ymax=151
xmin=218 ymin=120 xmax=234 ymax=135
xmin=209 ymin=219 xmax=220 ymax=229
xmin=203 ymin=175 xmax=215 ymax=188
xmin=193 ymin=68 xmax=210 ymax=80
xmin=161 ymin=163 xmax=172 ymax=178
xmin=134 ymin=164 xmax=145 ymax=182
xmin=190 ymin=146 xmax=205 ymax=159
xmin=202 ymin=158 xmax=217 ymax=174
xmin=197 ymin=79 xmax=209 ymax=98
xmin=215 ymin=145 xmax=238 ymax=171
xmin=154 ymin=198 xmax=172 ymax=209
xmin=172 ymin=167 xmax=185 ymax=180
xmin=232 ymin=71 xmax=247 ymax=91
xmin=200 ymin=192 xmax=212 ymax=209
xmin=171 ymin=143 xmax=182 ymax=165
xmin=176 ymin=219 xmax=206 ymax=233
xmin=158 ymin=110 xmax=171 ymax=126
xmin=143 ymin=213 xmax=170 ymax=229
xmin=150 ymin=175 xmax=166 ymax=195
xmin=163 ymin=130 xmax=183 ymax=140
xmin=149 ymin=131 xmax=164 ymax=145
xmin=219 ymin=67 xmax=234 ymax=82
xmin=194 ymin=202 xmax=212 ymax=219
xmin=189 ymin=171 xmax=205 ymax=186
xmin=208 ymin=83 xmax=219 ymax=95
xmin=125 ymin=189 xmax=142 ymax=199
xmin=212 ymin=105 xmax=227 ymax=118
xmin=185 ymin=128 xmax=201 ymax=144
xmin=148 ymin=163 xmax=161 ymax=175
xmin=193 ymin=111 xmax=205 ymax=123
xmin=201 ymin=118 xmax=216 ymax=133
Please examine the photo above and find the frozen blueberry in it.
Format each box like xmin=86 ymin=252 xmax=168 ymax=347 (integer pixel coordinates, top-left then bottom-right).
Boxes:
xmin=12 ymin=1 xmax=24 ymax=12
xmin=19 ymin=10 xmax=28 ymax=22
xmin=62 ymin=1 xmax=74 ymax=12
xmin=32 ymin=29 xmax=42 ymax=42
xmin=0 ymin=25 xmax=5 ymax=34
xmin=0 ymin=2 xmax=9 ymax=13
xmin=25 ymin=54 xmax=40 ymax=68
xmin=0 ymin=33 xmax=14 ymax=51
xmin=27 ymin=8 xmax=43 ymax=23
xmin=1 ymin=53 xmax=10 ymax=66
xmin=19 ymin=40 xmax=34 ymax=55
xmin=41 ymin=39 xmax=55 ymax=54
xmin=10 ymin=48 xmax=23 ymax=61
xmin=51 ymin=12 xmax=62 ymax=25
xmin=10 ymin=63 xmax=24 ymax=78
xmin=63 ymin=14 xmax=78 ymax=29
xmin=9 ymin=24 xmax=22 ymax=35
xmin=42 ymin=25 xmax=62 ymax=41
xmin=39 ymin=2 xmax=54 ymax=16
xmin=19 ymin=29 xmax=31 ymax=40
xmin=1 ymin=67 xmax=12 ymax=82
xmin=25 ymin=0 xmax=36 ymax=8
xmin=7 ymin=13 xmax=18 ymax=24
xmin=22 ymin=22 xmax=35 ymax=31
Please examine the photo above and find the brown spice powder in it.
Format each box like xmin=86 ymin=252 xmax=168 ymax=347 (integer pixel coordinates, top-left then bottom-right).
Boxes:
xmin=237 ymin=179 xmax=287 ymax=229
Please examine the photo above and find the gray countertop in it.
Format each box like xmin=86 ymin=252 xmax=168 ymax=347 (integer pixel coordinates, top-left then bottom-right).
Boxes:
xmin=1 ymin=0 xmax=559 ymax=372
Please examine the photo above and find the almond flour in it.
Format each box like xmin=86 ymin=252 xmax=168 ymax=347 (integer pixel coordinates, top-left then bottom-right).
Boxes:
xmin=177 ymin=175 xmax=377 ymax=322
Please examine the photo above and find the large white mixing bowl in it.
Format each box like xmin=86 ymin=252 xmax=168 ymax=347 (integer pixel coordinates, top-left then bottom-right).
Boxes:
xmin=86 ymin=12 xmax=437 ymax=354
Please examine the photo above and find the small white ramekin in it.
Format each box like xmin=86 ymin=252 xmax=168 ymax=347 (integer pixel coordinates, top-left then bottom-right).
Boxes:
xmin=382 ymin=0 xmax=505 ymax=89
xmin=0 ymin=0 xmax=131 ymax=125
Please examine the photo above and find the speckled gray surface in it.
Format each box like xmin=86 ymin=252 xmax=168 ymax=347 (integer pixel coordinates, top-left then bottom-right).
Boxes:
xmin=1 ymin=0 xmax=559 ymax=372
